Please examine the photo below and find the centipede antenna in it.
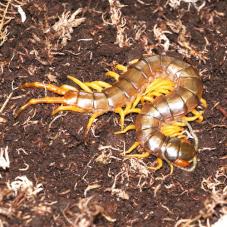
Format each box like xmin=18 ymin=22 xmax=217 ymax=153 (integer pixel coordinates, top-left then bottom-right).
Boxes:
xmin=162 ymin=155 xmax=174 ymax=174
xmin=186 ymin=122 xmax=199 ymax=151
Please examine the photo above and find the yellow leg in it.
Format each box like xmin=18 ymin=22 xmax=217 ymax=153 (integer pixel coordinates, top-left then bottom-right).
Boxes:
xmin=21 ymin=82 xmax=69 ymax=95
xmin=161 ymin=121 xmax=186 ymax=138
xmin=200 ymin=98 xmax=207 ymax=108
xmin=132 ymin=95 xmax=143 ymax=108
xmin=84 ymin=82 xmax=103 ymax=92
xmin=148 ymin=158 xmax=163 ymax=171
xmin=124 ymin=102 xmax=132 ymax=114
xmin=95 ymin=81 xmax=112 ymax=89
xmin=93 ymin=81 xmax=111 ymax=91
xmin=170 ymin=132 xmax=186 ymax=139
xmin=67 ymin=75 xmax=92 ymax=93
xmin=85 ymin=112 xmax=104 ymax=136
xmin=183 ymin=109 xmax=204 ymax=123
xmin=143 ymin=78 xmax=175 ymax=101
xmin=125 ymin=151 xmax=150 ymax=159
xmin=172 ymin=121 xmax=187 ymax=127
xmin=115 ymin=103 xmax=131 ymax=129
xmin=127 ymin=108 xmax=141 ymax=114
xmin=105 ymin=59 xmax=136 ymax=81
xmin=60 ymin=84 xmax=78 ymax=92
xmin=115 ymin=105 xmax=141 ymax=130
xmin=105 ymin=71 xmax=120 ymax=81
xmin=84 ymin=81 xmax=111 ymax=92
xmin=193 ymin=109 xmax=204 ymax=123
xmin=52 ymin=105 xmax=85 ymax=115
xmin=16 ymin=96 xmax=67 ymax=117
xmin=161 ymin=126 xmax=183 ymax=135
xmin=145 ymin=89 xmax=173 ymax=100
xmin=115 ymin=107 xmax=126 ymax=130
xmin=145 ymin=78 xmax=174 ymax=94
xmin=115 ymin=64 xmax=127 ymax=72
xmin=141 ymin=96 xmax=154 ymax=103
xmin=124 ymin=141 xmax=140 ymax=155
xmin=128 ymin=59 xmax=139 ymax=65
xmin=115 ymin=124 xmax=135 ymax=134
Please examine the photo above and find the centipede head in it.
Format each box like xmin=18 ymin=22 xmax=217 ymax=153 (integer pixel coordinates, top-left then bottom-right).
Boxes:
xmin=164 ymin=138 xmax=197 ymax=172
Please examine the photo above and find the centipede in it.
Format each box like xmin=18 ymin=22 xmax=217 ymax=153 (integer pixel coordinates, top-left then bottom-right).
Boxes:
xmin=16 ymin=55 xmax=206 ymax=172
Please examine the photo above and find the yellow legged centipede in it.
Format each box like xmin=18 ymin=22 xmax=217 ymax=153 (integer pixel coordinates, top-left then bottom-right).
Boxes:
xmin=16 ymin=55 xmax=206 ymax=171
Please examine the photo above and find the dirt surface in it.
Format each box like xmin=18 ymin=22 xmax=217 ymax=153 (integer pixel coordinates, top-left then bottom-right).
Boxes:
xmin=0 ymin=0 xmax=226 ymax=226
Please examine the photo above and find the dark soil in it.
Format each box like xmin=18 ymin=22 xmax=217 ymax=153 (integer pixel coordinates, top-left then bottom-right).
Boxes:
xmin=0 ymin=0 xmax=226 ymax=226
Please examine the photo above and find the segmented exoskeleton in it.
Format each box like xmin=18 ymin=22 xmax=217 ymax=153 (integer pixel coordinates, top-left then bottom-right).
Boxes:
xmin=132 ymin=55 xmax=204 ymax=171
xmin=16 ymin=55 xmax=206 ymax=172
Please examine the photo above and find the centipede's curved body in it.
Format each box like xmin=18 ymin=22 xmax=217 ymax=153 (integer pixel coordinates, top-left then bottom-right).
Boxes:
xmin=134 ymin=56 xmax=202 ymax=169
xmin=17 ymin=55 xmax=203 ymax=171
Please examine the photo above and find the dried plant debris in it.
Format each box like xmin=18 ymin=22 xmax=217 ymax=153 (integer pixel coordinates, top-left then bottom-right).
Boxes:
xmin=0 ymin=146 xmax=10 ymax=172
xmin=0 ymin=176 xmax=46 ymax=224
xmin=0 ymin=0 xmax=27 ymax=46
xmin=51 ymin=8 xmax=86 ymax=47
xmin=153 ymin=24 xmax=172 ymax=52
xmin=175 ymin=166 xmax=227 ymax=226
xmin=19 ymin=6 xmax=86 ymax=65
xmin=168 ymin=0 xmax=206 ymax=11
xmin=63 ymin=197 xmax=116 ymax=226
xmin=166 ymin=19 xmax=209 ymax=62
xmin=7 ymin=176 xmax=43 ymax=197
xmin=0 ymin=0 xmax=226 ymax=226
xmin=103 ymin=0 xmax=131 ymax=47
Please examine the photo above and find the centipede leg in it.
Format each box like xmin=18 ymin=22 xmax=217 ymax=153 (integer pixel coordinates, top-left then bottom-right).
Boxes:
xmin=141 ymin=96 xmax=154 ymax=103
xmin=124 ymin=151 xmax=150 ymax=159
xmin=115 ymin=124 xmax=135 ymax=134
xmin=84 ymin=112 xmax=104 ymax=136
xmin=21 ymin=82 xmax=70 ymax=95
xmin=183 ymin=109 xmax=204 ymax=123
xmin=16 ymin=96 xmax=67 ymax=117
xmin=144 ymin=78 xmax=175 ymax=97
xmin=52 ymin=105 xmax=86 ymax=115
xmin=84 ymin=81 xmax=111 ymax=92
xmin=67 ymin=75 xmax=92 ymax=93
xmin=115 ymin=64 xmax=127 ymax=72
xmin=200 ymin=98 xmax=207 ymax=108
xmin=123 ymin=141 xmax=140 ymax=155
xmin=161 ymin=122 xmax=186 ymax=139
xmin=60 ymin=84 xmax=78 ymax=92
xmin=105 ymin=71 xmax=120 ymax=81
xmin=105 ymin=58 xmax=140 ymax=81
xmin=148 ymin=158 xmax=163 ymax=171
xmin=115 ymin=107 xmax=126 ymax=130
xmin=52 ymin=106 xmax=103 ymax=137
xmin=106 ymin=61 xmax=129 ymax=80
